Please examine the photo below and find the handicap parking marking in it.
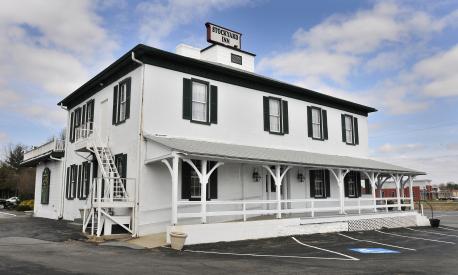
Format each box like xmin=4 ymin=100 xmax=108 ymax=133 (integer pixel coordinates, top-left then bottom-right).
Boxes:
xmin=291 ymin=237 xmax=359 ymax=261
xmin=349 ymin=248 xmax=400 ymax=254
xmin=405 ymin=227 xmax=458 ymax=238
xmin=338 ymin=233 xmax=416 ymax=251
xmin=375 ymin=230 xmax=455 ymax=245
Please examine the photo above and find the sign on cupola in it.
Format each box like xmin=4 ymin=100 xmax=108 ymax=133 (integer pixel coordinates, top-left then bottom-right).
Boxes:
xmin=206 ymin=22 xmax=242 ymax=49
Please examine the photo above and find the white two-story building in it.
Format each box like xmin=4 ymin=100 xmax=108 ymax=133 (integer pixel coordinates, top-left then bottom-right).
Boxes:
xmin=22 ymin=24 xmax=428 ymax=244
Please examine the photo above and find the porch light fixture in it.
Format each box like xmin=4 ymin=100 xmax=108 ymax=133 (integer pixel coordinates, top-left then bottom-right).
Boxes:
xmin=252 ymin=168 xmax=261 ymax=182
xmin=297 ymin=172 xmax=305 ymax=183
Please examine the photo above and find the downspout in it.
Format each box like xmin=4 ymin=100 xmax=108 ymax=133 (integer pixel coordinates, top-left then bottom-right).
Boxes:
xmin=132 ymin=52 xmax=145 ymax=237
xmin=58 ymin=103 xmax=68 ymax=219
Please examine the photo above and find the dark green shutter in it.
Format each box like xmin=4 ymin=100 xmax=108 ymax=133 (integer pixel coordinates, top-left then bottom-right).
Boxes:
xmin=72 ymin=165 xmax=77 ymax=199
xmin=282 ymin=101 xmax=289 ymax=134
xmin=325 ymin=170 xmax=331 ymax=197
xmin=341 ymin=114 xmax=346 ymax=142
xmin=183 ymin=78 xmax=192 ymax=120
xmin=263 ymin=97 xmax=269 ymax=131
xmin=122 ymin=154 xmax=127 ymax=178
xmin=357 ymin=172 xmax=362 ymax=197
xmin=364 ymin=179 xmax=371 ymax=195
xmin=181 ymin=161 xmax=191 ymax=199
xmin=77 ymin=165 xmax=82 ymax=199
xmin=82 ymin=105 xmax=86 ymax=126
xmin=322 ymin=110 xmax=328 ymax=140
xmin=309 ymin=170 xmax=316 ymax=198
xmin=208 ymin=162 xmax=218 ymax=199
xmin=125 ymin=78 xmax=131 ymax=119
xmin=210 ymin=85 xmax=218 ymax=124
xmin=307 ymin=106 xmax=312 ymax=138
xmin=344 ymin=172 xmax=349 ymax=197
xmin=113 ymin=85 xmax=118 ymax=125
xmin=70 ymin=112 xmax=75 ymax=142
xmin=85 ymin=162 xmax=90 ymax=198
xmin=66 ymin=167 xmax=71 ymax=199
xmin=354 ymin=117 xmax=359 ymax=145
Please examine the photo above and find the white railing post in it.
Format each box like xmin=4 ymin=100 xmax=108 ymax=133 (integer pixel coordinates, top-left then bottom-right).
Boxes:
xmin=201 ymin=160 xmax=208 ymax=224
xmin=311 ymin=200 xmax=315 ymax=217
xmin=421 ymin=203 xmax=424 ymax=215
xmin=243 ymin=202 xmax=247 ymax=222
xmin=385 ymin=199 xmax=388 ymax=213
xmin=358 ymin=198 xmax=361 ymax=214
xmin=409 ymin=176 xmax=414 ymax=210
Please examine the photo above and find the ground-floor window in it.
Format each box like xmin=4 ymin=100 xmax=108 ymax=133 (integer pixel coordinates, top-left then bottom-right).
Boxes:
xmin=310 ymin=169 xmax=330 ymax=198
xmin=41 ymin=168 xmax=50 ymax=204
xmin=344 ymin=171 xmax=362 ymax=198
xmin=66 ymin=165 xmax=77 ymax=200
xmin=181 ymin=160 xmax=218 ymax=200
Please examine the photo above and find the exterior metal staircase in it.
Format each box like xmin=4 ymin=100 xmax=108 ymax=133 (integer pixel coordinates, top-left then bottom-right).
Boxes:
xmin=78 ymin=124 xmax=136 ymax=237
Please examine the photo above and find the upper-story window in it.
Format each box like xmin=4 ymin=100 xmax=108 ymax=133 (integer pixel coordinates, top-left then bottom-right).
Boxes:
xmin=69 ymin=99 xmax=94 ymax=143
xmin=263 ymin=96 xmax=289 ymax=135
xmin=307 ymin=106 xmax=328 ymax=140
xmin=341 ymin=114 xmax=359 ymax=145
xmin=113 ymin=77 xmax=131 ymax=125
xmin=182 ymin=78 xmax=218 ymax=124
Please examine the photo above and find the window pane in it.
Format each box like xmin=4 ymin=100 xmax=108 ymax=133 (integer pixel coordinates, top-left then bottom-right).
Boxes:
xmin=270 ymin=116 xmax=280 ymax=132
xmin=312 ymin=109 xmax=320 ymax=124
xmin=190 ymin=170 xmax=201 ymax=198
xmin=312 ymin=124 xmax=321 ymax=139
xmin=269 ymin=99 xmax=280 ymax=116
xmin=192 ymin=82 xmax=207 ymax=102
xmin=192 ymin=102 xmax=207 ymax=121
xmin=192 ymin=82 xmax=208 ymax=121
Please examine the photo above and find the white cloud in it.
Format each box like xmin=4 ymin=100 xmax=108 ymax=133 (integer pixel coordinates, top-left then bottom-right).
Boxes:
xmin=365 ymin=51 xmax=403 ymax=73
xmin=0 ymin=132 xmax=8 ymax=143
xmin=376 ymin=143 xmax=426 ymax=154
xmin=136 ymin=0 xmax=254 ymax=47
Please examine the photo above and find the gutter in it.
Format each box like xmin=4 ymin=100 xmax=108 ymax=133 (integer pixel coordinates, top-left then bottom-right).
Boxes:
xmin=58 ymin=103 xmax=68 ymax=219
xmin=131 ymin=51 xmax=145 ymax=237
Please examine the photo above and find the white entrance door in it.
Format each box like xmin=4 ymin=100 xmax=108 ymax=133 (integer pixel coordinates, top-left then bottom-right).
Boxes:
xmin=99 ymin=99 xmax=109 ymax=143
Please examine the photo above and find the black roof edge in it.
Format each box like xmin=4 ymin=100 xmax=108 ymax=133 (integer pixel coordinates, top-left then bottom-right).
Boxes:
xmin=201 ymin=43 xmax=256 ymax=57
xmin=58 ymin=43 xmax=377 ymax=115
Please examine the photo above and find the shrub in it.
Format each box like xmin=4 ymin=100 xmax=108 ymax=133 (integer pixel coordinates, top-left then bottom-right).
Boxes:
xmin=16 ymin=199 xmax=34 ymax=211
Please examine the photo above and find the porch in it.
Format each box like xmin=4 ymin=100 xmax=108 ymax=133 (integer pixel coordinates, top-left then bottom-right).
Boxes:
xmin=145 ymin=135 xmax=425 ymax=230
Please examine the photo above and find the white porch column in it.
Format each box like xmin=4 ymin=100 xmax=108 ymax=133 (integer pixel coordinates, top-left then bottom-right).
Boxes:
xmin=393 ymin=174 xmax=402 ymax=211
xmin=161 ymin=155 xmax=180 ymax=225
xmin=200 ymin=160 xmax=208 ymax=224
xmin=329 ymin=169 xmax=349 ymax=215
xmin=409 ymin=175 xmax=414 ymax=210
xmin=262 ymin=165 xmax=292 ymax=219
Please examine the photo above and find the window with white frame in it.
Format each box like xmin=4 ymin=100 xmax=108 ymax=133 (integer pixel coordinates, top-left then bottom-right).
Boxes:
xmin=191 ymin=81 xmax=208 ymax=122
xmin=345 ymin=115 xmax=353 ymax=144
xmin=190 ymin=169 xmax=201 ymax=199
xmin=113 ymin=77 xmax=131 ymax=125
xmin=314 ymin=170 xmax=325 ymax=198
xmin=119 ymin=82 xmax=127 ymax=122
xmin=348 ymin=175 xmax=356 ymax=197
xmin=269 ymin=98 xmax=281 ymax=133
xmin=312 ymin=108 xmax=322 ymax=139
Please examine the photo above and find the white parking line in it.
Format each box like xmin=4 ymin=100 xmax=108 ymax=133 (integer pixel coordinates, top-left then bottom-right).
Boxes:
xmin=338 ymin=233 xmax=416 ymax=251
xmin=439 ymin=226 xmax=458 ymax=232
xmin=183 ymin=249 xmax=358 ymax=261
xmin=404 ymin=227 xmax=458 ymax=237
xmin=375 ymin=230 xmax=455 ymax=244
xmin=291 ymin=237 xmax=359 ymax=261
xmin=0 ymin=212 xmax=16 ymax=217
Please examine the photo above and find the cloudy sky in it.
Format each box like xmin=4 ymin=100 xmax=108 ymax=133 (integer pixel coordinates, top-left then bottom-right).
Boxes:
xmin=0 ymin=0 xmax=457 ymax=184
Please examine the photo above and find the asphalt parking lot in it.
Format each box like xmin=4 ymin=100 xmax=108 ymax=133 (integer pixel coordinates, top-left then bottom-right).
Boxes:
xmin=1 ymin=211 xmax=458 ymax=274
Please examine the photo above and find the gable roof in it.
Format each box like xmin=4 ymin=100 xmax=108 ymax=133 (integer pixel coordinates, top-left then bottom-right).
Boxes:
xmin=58 ymin=44 xmax=377 ymax=115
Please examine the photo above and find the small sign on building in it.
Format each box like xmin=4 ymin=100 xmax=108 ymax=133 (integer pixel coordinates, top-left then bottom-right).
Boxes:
xmin=206 ymin=22 xmax=242 ymax=49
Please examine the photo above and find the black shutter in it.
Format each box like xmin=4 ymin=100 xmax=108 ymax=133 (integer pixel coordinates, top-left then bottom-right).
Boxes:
xmin=344 ymin=173 xmax=349 ymax=197
xmin=77 ymin=165 xmax=82 ymax=199
xmin=354 ymin=117 xmax=359 ymax=145
xmin=263 ymin=97 xmax=269 ymax=131
xmin=82 ymin=105 xmax=86 ymax=126
xmin=209 ymin=162 xmax=218 ymax=199
xmin=282 ymin=101 xmax=289 ymax=134
xmin=72 ymin=165 xmax=77 ymax=199
xmin=113 ymin=85 xmax=118 ymax=125
xmin=325 ymin=170 xmax=331 ymax=197
xmin=70 ymin=112 xmax=75 ymax=143
xmin=357 ymin=172 xmax=362 ymax=197
xmin=122 ymin=154 xmax=127 ymax=178
xmin=307 ymin=106 xmax=313 ymax=138
xmin=125 ymin=78 xmax=131 ymax=119
xmin=322 ymin=110 xmax=328 ymax=140
xmin=309 ymin=170 xmax=316 ymax=198
xmin=181 ymin=161 xmax=191 ymax=199
xmin=182 ymin=78 xmax=192 ymax=120
xmin=89 ymin=100 xmax=94 ymax=122
xmin=364 ymin=179 xmax=371 ymax=195
xmin=85 ymin=162 xmax=90 ymax=198
xmin=210 ymin=85 xmax=218 ymax=124
xmin=66 ymin=167 xmax=70 ymax=199
xmin=341 ymin=114 xmax=346 ymax=142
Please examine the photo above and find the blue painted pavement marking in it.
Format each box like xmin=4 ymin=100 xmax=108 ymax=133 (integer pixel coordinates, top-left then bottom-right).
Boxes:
xmin=349 ymin=248 xmax=400 ymax=254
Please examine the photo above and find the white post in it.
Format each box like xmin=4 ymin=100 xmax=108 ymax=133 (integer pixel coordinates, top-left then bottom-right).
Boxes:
xmin=371 ymin=173 xmax=377 ymax=213
xmin=394 ymin=174 xmax=402 ymax=211
xmin=201 ymin=160 xmax=208 ymax=224
xmin=275 ymin=165 xmax=282 ymax=219
xmin=97 ymin=179 xmax=102 ymax=237
xmin=171 ymin=156 xmax=179 ymax=225
xmin=409 ymin=175 xmax=414 ymax=210
xmin=358 ymin=198 xmax=361 ymax=214
xmin=311 ymin=200 xmax=315 ymax=217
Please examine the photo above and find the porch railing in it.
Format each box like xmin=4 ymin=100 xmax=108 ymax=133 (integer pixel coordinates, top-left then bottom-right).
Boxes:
xmin=90 ymin=177 xmax=136 ymax=204
xmin=23 ymin=139 xmax=65 ymax=161
xmin=176 ymin=196 xmax=413 ymax=223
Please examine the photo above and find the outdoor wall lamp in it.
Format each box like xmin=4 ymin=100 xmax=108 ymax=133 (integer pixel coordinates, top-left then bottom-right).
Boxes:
xmin=297 ymin=172 xmax=305 ymax=183
xmin=252 ymin=168 xmax=261 ymax=182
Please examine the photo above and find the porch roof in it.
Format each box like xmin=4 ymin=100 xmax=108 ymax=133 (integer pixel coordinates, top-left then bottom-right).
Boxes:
xmin=145 ymin=135 xmax=425 ymax=175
